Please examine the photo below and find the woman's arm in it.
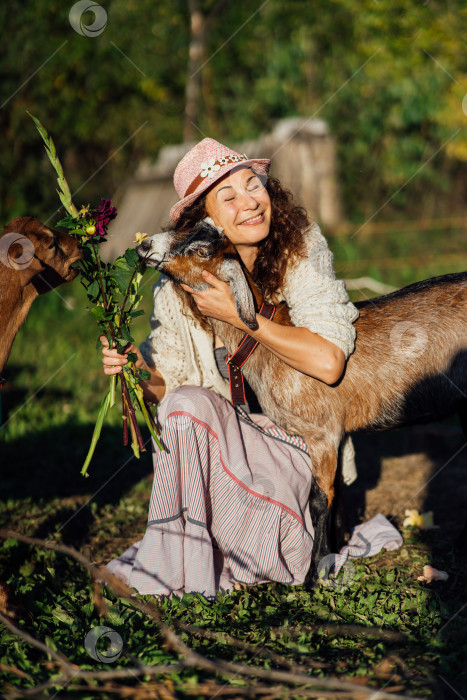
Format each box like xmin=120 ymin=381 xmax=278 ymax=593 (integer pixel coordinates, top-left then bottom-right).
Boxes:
xmin=181 ymin=224 xmax=359 ymax=385
xmin=231 ymin=315 xmax=345 ymax=384
xmin=181 ymin=270 xmax=345 ymax=385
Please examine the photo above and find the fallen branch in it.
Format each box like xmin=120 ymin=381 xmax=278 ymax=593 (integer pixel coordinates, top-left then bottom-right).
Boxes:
xmin=45 ymin=680 xmax=404 ymax=698
xmin=174 ymin=619 xmax=330 ymax=670
xmin=0 ymin=529 xmax=414 ymax=699
xmin=269 ymin=623 xmax=407 ymax=644
xmin=0 ymin=663 xmax=32 ymax=680
xmin=0 ymin=610 xmax=78 ymax=678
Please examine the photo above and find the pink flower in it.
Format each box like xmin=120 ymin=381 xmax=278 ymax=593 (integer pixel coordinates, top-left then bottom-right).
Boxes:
xmin=92 ymin=198 xmax=117 ymax=237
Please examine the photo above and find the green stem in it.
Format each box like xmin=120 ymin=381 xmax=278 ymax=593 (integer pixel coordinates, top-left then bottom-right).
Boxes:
xmin=81 ymin=389 xmax=111 ymax=477
xmin=109 ymin=374 xmax=116 ymax=408
xmin=90 ymin=239 xmax=109 ymax=311
xmin=120 ymin=263 xmax=143 ymax=316
xmin=135 ymin=393 xmax=164 ymax=451
xmin=121 ymin=374 xmax=145 ymax=452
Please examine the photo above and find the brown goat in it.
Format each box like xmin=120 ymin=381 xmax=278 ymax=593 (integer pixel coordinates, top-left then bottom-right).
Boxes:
xmin=0 ymin=217 xmax=82 ymax=375
xmin=0 ymin=216 xmax=81 ymax=616
xmin=137 ymin=222 xmax=467 ymax=589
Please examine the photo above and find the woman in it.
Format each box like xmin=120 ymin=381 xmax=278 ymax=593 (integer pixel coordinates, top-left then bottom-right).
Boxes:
xmin=102 ymin=138 xmax=359 ymax=598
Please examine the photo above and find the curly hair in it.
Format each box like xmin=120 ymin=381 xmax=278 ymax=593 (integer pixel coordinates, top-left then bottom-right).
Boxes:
xmin=163 ymin=175 xmax=310 ymax=330
xmin=252 ymin=177 xmax=309 ymax=301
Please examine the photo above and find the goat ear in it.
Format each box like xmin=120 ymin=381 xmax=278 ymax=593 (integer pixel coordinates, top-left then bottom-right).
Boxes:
xmin=219 ymin=257 xmax=258 ymax=330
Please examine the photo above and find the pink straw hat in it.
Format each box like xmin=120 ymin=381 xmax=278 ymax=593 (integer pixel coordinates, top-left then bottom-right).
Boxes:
xmin=170 ymin=137 xmax=271 ymax=223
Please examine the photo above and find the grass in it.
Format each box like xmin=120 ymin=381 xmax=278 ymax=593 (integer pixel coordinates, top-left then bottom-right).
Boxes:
xmin=331 ymin=223 xmax=467 ymax=293
xmin=1 ymin=226 xmax=467 ymax=698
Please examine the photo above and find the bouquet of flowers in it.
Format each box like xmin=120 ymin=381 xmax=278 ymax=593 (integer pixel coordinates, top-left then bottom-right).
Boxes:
xmin=28 ymin=112 xmax=163 ymax=476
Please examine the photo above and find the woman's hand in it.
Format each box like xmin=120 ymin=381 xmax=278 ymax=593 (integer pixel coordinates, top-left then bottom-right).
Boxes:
xmin=180 ymin=274 xmax=345 ymax=385
xmin=180 ymin=270 xmax=241 ymax=327
xmin=100 ymin=336 xmax=149 ymax=376
xmin=100 ymin=336 xmax=167 ymax=403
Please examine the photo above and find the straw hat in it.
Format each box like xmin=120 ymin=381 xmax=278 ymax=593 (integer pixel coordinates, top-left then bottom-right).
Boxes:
xmin=170 ymin=137 xmax=270 ymax=223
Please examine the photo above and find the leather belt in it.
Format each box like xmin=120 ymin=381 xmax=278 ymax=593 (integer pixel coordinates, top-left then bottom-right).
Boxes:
xmin=225 ymin=302 xmax=276 ymax=405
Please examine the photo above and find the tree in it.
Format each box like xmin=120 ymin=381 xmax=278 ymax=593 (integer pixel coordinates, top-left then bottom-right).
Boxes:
xmin=0 ymin=0 xmax=465 ymax=226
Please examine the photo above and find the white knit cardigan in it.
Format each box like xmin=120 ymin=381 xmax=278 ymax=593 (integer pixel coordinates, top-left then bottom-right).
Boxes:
xmin=140 ymin=222 xmax=359 ymax=484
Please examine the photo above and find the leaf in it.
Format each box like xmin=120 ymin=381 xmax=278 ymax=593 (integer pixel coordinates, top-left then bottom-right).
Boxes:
xmin=106 ymin=609 xmax=125 ymax=626
xmin=81 ymin=389 xmax=111 ymax=476
xmin=87 ymin=280 xmax=100 ymax=299
xmin=91 ymin=306 xmax=106 ymax=321
xmin=113 ymin=257 xmax=131 ymax=271
xmin=124 ymin=248 xmax=140 ymax=268
xmin=120 ymin=325 xmax=133 ymax=342
xmin=109 ymin=269 xmax=132 ymax=294
xmin=44 ymin=635 xmax=58 ymax=655
xmin=138 ymin=369 xmax=151 ymax=381
xmin=56 ymin=215 xmax=78 ymax=229
xmin=129 ymin=309 xmax=145 ymax=319
xmin=52 ymin=608 xmax=75 ymax=625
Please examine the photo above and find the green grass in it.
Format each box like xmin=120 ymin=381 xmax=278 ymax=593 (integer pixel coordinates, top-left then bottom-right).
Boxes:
xmin=331 ymin=223 xmax=467 ymax=294
xmin=1 ymin=228 xmax=467 ymax=698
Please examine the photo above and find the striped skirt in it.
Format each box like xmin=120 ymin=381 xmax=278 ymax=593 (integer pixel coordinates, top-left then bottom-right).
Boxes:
xmin=107 ymin=386 xmax=314 ymax=598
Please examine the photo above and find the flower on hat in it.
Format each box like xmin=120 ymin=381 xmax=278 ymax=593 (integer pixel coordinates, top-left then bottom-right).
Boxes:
xmin=200 ymin=158 xmax=221 ymax=179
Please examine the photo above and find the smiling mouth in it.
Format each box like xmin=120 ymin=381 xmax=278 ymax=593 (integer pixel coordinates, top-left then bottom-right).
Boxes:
xmin=240 ymin=212 xmax=265 ymax=225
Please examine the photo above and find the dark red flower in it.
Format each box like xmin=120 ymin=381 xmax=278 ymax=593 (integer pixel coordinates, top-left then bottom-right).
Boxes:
xmin=92 ymin=198 xmax=118 ymax=237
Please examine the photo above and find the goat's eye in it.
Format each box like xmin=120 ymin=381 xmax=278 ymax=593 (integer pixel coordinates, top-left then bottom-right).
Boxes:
xmin=197 ymin=249 xmax=209 ymax=258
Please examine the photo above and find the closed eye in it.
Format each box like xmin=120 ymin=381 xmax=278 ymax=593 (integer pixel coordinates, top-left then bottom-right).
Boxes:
xmin=247 ymin=175 xmax=262 ymax=191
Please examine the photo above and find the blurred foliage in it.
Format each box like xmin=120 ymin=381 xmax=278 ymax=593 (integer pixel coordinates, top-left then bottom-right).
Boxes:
xmin=0 ymin=0 xmax=466 ymax=225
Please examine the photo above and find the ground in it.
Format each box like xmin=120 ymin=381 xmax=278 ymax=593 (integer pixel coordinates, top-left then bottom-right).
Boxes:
xmin=1 ymin=268 xmax=467 ymax=697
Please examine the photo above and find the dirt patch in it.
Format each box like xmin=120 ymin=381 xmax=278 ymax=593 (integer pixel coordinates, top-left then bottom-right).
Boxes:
xmin=347 ymin=422 xmax=467 ymax=539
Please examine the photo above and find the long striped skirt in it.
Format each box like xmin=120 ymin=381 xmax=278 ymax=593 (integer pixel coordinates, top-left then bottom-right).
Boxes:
xmin=107 ymin=386 xmax=314 ymax=598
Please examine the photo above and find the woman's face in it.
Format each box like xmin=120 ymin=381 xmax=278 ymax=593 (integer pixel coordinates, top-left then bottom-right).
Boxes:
xmin=205 ymin=167 xmax=271 ymax=253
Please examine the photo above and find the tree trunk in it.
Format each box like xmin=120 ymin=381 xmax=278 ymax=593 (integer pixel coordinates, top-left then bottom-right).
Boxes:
xmin=184 ymin=0 xmax=205 ymax=143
